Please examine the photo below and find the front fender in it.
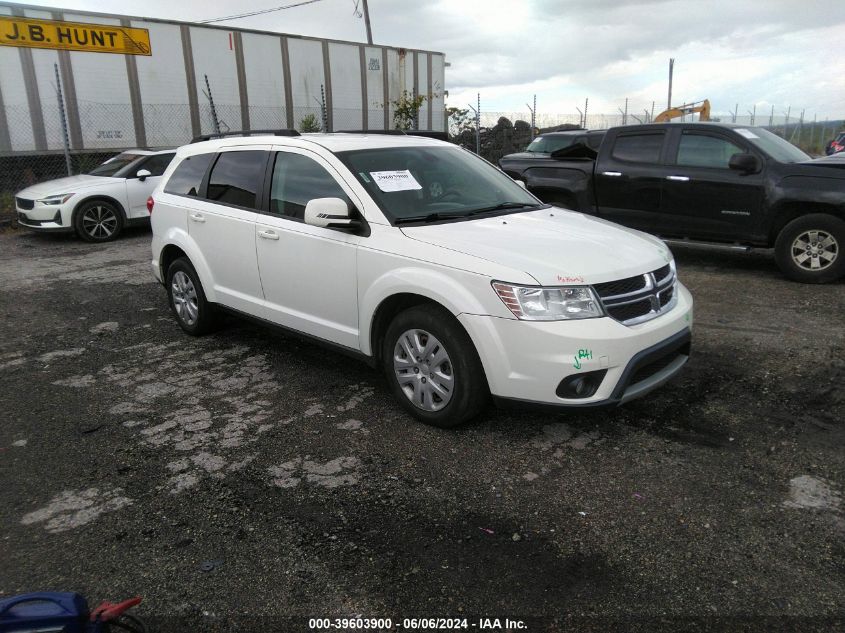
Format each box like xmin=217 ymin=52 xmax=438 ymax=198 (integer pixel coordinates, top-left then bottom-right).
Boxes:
xmin=359 ymin=266 xmax=502 ymax=356
xmin=777 ymin=175 xmax=845 ymax=209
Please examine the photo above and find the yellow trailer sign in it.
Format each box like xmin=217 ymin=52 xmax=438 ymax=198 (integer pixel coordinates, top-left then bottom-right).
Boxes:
xmin=0 ymin=16 xmax=151 ymax=55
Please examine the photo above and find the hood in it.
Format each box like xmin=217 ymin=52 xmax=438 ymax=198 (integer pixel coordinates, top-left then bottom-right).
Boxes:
xmin=803 ymin=155 xmax=845 ymax=170
xmin=16 ymin=175 xmax=118 ymax=198
xmin=502 ymin=151 xmax=549 ymax=160
xmin=400 ymin=208 xmax=671 ymax=285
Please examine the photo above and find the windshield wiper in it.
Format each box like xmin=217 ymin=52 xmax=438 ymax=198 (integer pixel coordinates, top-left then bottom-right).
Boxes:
xmin=394 ymin=212 xmax=467 ymax=225
xmin=466 ymin=202 xmax=546 ymax=216
xmin=394 ymin=202 xmax=546 ymax=225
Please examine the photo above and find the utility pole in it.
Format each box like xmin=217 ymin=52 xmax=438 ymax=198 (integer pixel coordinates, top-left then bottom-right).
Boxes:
xmin=769 ymin=105 xmax=774 ymax=128
xmin=795 ymin=109 xmax=805 ymax=144
xmin=667 ymin=58 xmax=674 ymax=110
xmin=526 ymin=95 xmax=536 ymax=140
xmin=466 ymin=93 xmax=480 ymax=155
xmin=650 ymin=101 xmax=655 ymax=122
xmin=584 ymin=97 xmax=589 ymax=128
xmin=730 ymin=104 xmax=738 ymax=123
xmin=783 ymin=106 xmax=791 ymax=137
xmin=361 ymin=0 xmax=373 ymax=44
xmin=54 ymin=62 xmax=72 ymax=176
xmin=811 ymin=113 xmax=817 ymax=150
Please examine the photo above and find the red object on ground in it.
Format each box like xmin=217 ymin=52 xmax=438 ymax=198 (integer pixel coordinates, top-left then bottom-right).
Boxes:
xmin=89 ymin=596 xmax=142 ymax=622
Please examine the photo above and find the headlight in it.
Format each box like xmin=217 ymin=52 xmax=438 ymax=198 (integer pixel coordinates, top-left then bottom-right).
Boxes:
xmin=37 ymin=193 xmax=74 ymax=205
xmin=492 ymin=282 xmax=603 ymax=320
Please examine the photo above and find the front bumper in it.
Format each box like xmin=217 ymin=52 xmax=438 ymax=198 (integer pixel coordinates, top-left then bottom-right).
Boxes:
xmin=15 ymin=201 xmax=73 ymax=232
xmin=459 ymin=282 xmax=693 ymax=408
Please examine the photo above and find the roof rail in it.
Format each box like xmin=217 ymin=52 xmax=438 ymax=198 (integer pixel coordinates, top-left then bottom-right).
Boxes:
xmin=337 ymin=129 xmax=407 ymax=135
xmin=190 ymin=129 xmax=301 ymax=143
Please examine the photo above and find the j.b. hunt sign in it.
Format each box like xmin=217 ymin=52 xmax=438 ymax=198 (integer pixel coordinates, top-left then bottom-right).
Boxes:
xmin=0 ymin=15 xmax=151 ymax=55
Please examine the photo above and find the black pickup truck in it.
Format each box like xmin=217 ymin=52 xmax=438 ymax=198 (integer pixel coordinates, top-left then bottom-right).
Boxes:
xmin=499 ymin=122 xmax=845 ymax=283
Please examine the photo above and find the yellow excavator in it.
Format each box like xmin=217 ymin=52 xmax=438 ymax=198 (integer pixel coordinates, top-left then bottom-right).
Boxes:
xmin=654 ymin=99 xmax=711 ymax=122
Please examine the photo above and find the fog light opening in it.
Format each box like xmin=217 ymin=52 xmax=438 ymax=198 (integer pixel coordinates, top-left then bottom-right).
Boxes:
xmin=556 ymin=369 xmax=607 ymax=399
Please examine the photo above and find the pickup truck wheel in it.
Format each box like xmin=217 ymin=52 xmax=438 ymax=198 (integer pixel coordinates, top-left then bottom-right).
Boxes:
xmin=382 ymin=305 xmax=488 ymax=428
xmin=774 ymin=214 xmax=845 ymax=283
xmin=166 ymin=257 xmax=218 ymax=335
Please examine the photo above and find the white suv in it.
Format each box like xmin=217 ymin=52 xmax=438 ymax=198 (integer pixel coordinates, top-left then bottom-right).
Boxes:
xmin=15 ymin=149 xmax=175 ymax=242
xmin=150 ymin=132 xmax=693 ymax=427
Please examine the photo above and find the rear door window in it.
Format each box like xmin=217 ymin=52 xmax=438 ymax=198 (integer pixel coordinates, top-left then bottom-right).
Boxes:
xmin=205 ymin=151 xmax=268 ymax=209
xmin=164 ymin=153 xmax=214 ymax=197
xmin=610 ymin=132 xmax=665 ymax=163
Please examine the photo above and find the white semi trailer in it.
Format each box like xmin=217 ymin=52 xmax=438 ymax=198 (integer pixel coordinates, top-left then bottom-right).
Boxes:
xmin=0 ymin=3 xmax=447 ymax=154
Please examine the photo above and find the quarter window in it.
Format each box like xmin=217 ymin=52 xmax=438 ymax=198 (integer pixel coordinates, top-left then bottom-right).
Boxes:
xmin=163 ymin=153 xmax=214 ymax=197
xmin=269 ymin=152 xmax=350 ymax=220
xmin=676 ymin=134 xmax=744 ymax=169
xmin=205 ymin=151 xmax=267 ymax=209
xmin=611 ymin=133 xmax=665 ymax=163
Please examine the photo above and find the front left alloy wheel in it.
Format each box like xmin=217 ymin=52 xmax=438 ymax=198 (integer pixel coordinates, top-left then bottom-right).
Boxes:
xmin=774 ymin=214 xmax=845 ymax=283
xmin=74 ymin=200 xmax=123 ymax=242
xmin=382 ymin=304 xmax=488 ymax=428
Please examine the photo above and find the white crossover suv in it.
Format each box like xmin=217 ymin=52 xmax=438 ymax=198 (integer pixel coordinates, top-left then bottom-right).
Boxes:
xmin=150 ymin=131 xmax=693 ymax=427
xmin=15 ymin=149 xmax=175 ymax=242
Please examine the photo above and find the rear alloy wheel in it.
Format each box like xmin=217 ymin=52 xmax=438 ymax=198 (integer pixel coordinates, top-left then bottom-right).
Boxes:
xmin=166 ymin=257 xmax=218 ymax=335
xmin=775 ymin=214 xmax=845 ymax=283
xmin=382 ymin=304 xmax=488 ymax=428
xmin=74 ymin=200 xmax=123 ymax=242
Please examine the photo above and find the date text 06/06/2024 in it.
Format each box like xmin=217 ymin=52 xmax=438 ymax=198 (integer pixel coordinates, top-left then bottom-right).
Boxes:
xmin=308 ymin=617 xmax=528 ymax=630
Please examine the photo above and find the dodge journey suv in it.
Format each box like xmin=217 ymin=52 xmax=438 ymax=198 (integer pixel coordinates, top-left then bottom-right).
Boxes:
xmin=149 ymin=131 xmax=693 ymax=427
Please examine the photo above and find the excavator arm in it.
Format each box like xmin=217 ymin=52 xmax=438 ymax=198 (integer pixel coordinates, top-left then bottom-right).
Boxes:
xmin=654 ymin=99 xmax=711 ymax=123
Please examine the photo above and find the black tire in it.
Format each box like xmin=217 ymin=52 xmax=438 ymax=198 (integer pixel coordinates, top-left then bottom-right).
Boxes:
xmin=774 ymin=214 xmax=845 ymax=283
xmin=165 ymin=257 xmax=218 ymax=336
xmin=381 ymin=304 xmax=488 ymax=428
xmin=73 ymin=199 xmax=124 ymax=242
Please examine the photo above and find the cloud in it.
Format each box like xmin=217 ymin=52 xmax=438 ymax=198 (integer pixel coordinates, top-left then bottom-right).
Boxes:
xmin=11 ymin=0 xmax=845 ymax=117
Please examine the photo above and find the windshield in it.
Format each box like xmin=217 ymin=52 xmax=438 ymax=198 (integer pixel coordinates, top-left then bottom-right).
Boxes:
xmin=337 ymin=145 xmax=544 ymax=224
xmin=87 ymin=152 xmax=144 ymax=177
xmin=741 ymin=128 xmax=810 ymax=163
xmin=525 ymin=135 xmax=579 ymax=154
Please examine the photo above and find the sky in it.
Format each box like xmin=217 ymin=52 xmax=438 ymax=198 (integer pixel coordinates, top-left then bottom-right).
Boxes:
xmin=8 ymin=0 xmax=845 ymax=119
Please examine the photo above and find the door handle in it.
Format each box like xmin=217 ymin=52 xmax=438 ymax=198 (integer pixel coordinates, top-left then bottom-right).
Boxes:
xmin=601 ymin=171 xmax=623 ymax=177
xmin=189 ymin=213 xmax=206 ymax=223
xmin=258 ymin=229 xmax=279 ymax=241
xmin=666 ymin=175 xmax=690 ymax=182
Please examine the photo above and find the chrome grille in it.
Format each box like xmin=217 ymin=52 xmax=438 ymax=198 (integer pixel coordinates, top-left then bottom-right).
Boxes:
xmin=593 ymin=264 xmax=677 ymax=326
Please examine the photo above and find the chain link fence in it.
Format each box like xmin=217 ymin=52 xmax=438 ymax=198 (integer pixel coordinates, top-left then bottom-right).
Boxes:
xmin=447 ymin=104 xmax=844 ymax=166
xmin=2 ymin=96 xmax=841 ymax=227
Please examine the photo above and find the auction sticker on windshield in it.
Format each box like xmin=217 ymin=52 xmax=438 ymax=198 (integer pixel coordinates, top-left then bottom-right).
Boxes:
xmin=370 ymin=170 xmax=422 ymax=192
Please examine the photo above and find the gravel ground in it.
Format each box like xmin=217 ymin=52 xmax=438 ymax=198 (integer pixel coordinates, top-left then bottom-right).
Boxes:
xmin=0 ymin=227 xmax=843 ymax=632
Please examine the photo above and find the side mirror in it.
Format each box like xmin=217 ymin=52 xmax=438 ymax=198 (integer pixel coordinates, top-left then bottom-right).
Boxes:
xmin=728 ymin=153 xmax=761 ymax=174
xmin=136 ymin=169 xmax=152 ymax=182
xmin=304 ymin=197 xmax=360 ymax=230
xmin=514 ymin=179 xmax=527 ymax=189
